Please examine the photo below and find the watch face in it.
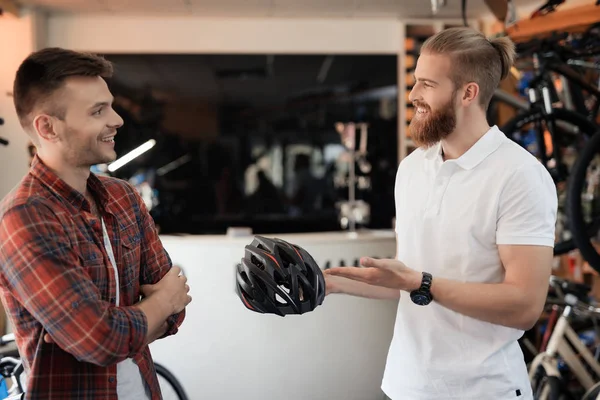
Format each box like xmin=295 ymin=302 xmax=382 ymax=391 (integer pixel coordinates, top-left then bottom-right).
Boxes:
xmin=411 ymin=293 xmax=431 ymax=306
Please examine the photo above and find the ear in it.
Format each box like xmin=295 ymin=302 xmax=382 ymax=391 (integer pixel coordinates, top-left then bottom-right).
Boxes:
xmin=32 ymin=114 xmax=59 ymax=143
xmin=461 ymin=82 xmax=480 ymax=106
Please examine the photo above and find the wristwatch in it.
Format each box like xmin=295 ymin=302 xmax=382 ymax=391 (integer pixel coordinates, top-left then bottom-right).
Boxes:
xmin=410 ymin=272 xmax=433 ymax=306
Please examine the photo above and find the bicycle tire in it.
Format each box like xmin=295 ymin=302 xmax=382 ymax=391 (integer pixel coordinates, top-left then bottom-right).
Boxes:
xmin=567 ymin=129 xmax=600 ymax=273
xmin=155 ymin=362 xmax=189 ymax=400
xmin=582 ymin=381 xmax=600 ymax=400
xmin=501 ymin=107 xmax=599 ymax=255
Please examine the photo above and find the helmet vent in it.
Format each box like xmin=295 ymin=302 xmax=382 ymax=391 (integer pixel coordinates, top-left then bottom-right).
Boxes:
xmin=251 ymin=255 xmax=265 ymax=270
xmin=279 ymin=250 xmax=297 ymax=268
xmin=256 ymin=243 xmax=268 ymax=251
xmin=240 ymin=270 xmax=250 ymax=284
xmin=273 ymin=269 xmax=287 ymax=286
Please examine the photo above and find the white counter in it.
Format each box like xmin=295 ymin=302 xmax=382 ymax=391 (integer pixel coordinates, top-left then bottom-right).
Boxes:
xmin=149 ymin=229 xmax=398 ymax=400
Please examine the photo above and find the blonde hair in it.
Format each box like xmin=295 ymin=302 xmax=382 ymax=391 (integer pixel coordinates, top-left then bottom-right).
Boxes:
xmin=420 ymin=27 xmax=516 ymax=110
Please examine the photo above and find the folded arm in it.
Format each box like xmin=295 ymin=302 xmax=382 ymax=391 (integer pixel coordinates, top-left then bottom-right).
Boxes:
xmin=132 ymin=187 xmax=186 ymax=340
xmin=0 ymin=203 xmax=154 ymax=366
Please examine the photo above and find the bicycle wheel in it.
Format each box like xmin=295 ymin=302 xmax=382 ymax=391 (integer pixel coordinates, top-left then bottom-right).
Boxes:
xmin=567 ymin=129 xmax=600 ymax=272
xmin=155 ymin=363 xmax=188 ymax=400
xmin=582 ymin=381 xmax=600 ymax=400
xmin=502 ymin=107 xmax=599 ymax=255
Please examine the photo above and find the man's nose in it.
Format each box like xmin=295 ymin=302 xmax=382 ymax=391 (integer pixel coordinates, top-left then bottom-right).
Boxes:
xmin=110 ymin=108 xmax=124 ymax=129
xmin=408 ymin=85 xmax=418 ymax=103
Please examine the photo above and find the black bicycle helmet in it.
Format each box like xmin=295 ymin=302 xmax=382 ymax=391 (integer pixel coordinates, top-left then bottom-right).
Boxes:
xmin=235 ymin=235 xmax=326 ymax=317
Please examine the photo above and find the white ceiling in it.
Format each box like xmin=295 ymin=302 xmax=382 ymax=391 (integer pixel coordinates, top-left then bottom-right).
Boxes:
xmin=15 ymin=0 xmax=542 ymax=19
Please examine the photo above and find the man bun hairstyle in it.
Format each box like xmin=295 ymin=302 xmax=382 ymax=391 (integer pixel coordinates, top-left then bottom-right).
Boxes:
xmin=489 ymin=35 xmax=516 ymax=81
xmin=420 ymin=27 xmax=516 ymax=110
xmin=13 ymin=47 xmax=114 ymax=131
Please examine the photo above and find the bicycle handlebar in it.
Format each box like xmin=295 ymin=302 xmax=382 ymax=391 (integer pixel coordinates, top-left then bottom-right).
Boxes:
xmin=549 ymin=275 xmax=600 ymax=315
xmin=549 ymin=274 xmax=591 ymax=295
xmin=564 ymin=293 xmax=600 ymax=315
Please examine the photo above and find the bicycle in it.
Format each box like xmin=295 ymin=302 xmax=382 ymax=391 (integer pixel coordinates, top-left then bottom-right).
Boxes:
xmin=0 ymin=332 xmax=189 ymax=400
xmin=154 ymin=362 xmax=189 ymax=400
xmin=0 ymin=334 xmax=25 ymax=400
xmin=499 ymin=33 xmax=600 ymax=259
xmin=528 ymin=275 xmax=600 ymax=399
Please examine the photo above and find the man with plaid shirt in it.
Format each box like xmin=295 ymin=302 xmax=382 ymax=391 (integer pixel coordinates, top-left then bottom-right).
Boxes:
xmin=0 ymin=47 xmax=191 ymax=399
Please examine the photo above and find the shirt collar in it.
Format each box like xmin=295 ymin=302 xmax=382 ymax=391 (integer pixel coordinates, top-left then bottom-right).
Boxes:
xmin=30 ymin=154 xmax=110 ymax=211
xmin=423 ymin=125 xmax=506 ymax=170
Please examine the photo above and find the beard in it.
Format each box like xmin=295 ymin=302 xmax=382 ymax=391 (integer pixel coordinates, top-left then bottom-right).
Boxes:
xmin=409 ymin=96 xmax=457 ymax=149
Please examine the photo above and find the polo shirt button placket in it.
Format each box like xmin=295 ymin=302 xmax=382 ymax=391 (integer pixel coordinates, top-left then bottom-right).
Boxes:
xmin=431 ymin=165 xmax=452 ymax=215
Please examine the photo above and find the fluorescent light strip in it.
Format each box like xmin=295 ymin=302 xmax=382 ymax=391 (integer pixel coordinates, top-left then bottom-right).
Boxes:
xmin=108 ymin=139 xmax=156 ymax=172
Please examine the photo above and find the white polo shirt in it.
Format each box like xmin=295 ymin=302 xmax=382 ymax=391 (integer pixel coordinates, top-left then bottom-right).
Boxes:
xmin=381 ymin=126 xmax=557 ymax=400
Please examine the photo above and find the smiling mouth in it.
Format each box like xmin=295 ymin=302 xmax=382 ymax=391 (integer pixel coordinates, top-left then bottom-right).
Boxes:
xmin=100 ymin=135 xmax=115 ymax=143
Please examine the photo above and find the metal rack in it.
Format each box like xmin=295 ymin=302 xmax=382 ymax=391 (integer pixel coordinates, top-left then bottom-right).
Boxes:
xmin=334 ymin=121 xmax=372 ymax=233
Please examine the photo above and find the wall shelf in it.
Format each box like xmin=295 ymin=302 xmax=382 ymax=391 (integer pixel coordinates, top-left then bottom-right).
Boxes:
xmin=506 ymin=3 xmax=600 ymax=43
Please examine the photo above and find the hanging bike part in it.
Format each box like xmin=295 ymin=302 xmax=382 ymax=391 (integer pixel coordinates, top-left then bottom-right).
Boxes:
xmin=430 ymin=0 xmax=447 ymax=15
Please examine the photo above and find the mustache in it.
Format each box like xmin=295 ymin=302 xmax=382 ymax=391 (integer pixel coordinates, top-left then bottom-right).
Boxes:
xmin=412 ymin=100 xmax=430 ymax=110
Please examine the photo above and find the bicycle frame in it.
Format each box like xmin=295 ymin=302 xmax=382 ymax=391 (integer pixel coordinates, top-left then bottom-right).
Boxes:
xmin=529 ymin=301 xmax=600 ymax=392
xmin=490 ymin=48 xmax=600 ymax=118
xmin=547 ymin=58 xmax=600 ymax=120
xmin=503 ymin=49 xmax=600 ymax=184
xmin=492 ymin=87 xmax=530 ymax=111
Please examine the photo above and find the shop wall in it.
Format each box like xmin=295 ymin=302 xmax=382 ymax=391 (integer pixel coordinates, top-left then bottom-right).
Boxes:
xmin=0 ymin=9 xmax=46 ymax=201
xmin=0 ymin=8 xmax=48 ymax=333
xmin=46 ymin=15 xmax=403 ymax=54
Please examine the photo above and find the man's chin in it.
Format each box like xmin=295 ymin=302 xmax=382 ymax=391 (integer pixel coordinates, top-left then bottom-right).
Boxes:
xmin=101 ymin=151 xmax=117 ymax=164
xmin=410 ymin=126 xmax=441 ymax=148
xmin=88 ymin=154 xmax=117 ymax=169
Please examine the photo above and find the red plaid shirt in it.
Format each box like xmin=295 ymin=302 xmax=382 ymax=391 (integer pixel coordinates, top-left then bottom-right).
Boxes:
xmin=0 ymin=155 xmax=185 ymax=399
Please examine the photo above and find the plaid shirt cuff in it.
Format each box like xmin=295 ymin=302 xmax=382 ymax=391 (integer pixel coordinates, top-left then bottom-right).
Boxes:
xmin=122 ymin=306 xmax=148 ymax=355
xmin=160 ymin=309 xmax=185 ymax=339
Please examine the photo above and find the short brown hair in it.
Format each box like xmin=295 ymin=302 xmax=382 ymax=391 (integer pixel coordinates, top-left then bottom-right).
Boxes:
xmin=420 ymin=27 xmax=516 ymax=110
xmin=13 ymin=47 xmax=113 ymax=129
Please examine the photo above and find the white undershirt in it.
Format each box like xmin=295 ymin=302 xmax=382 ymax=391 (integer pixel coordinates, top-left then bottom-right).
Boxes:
xmin=101 ymin=218 xmax=151 ymax=400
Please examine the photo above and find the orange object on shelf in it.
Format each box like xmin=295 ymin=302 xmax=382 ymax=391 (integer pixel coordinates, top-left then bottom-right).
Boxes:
xmin=506 ymin=3 xmax=600 ymax=43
